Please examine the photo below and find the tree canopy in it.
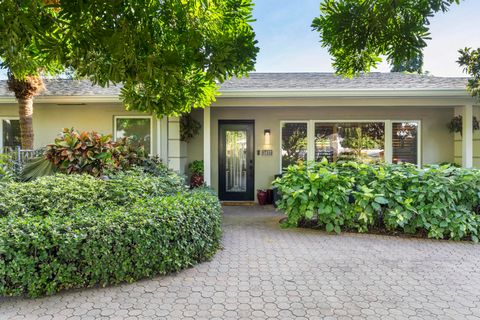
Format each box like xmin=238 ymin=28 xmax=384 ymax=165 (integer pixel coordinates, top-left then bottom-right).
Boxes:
xmin=312 ymin=0 xmax=460 ymax=76
xmin=312 ymin=0 xmax=480 ymax=98
xmin=0 ymin=0 xmax=258 ymax=115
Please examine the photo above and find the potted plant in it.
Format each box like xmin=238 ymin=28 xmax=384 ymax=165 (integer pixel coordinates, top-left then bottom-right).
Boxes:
xmin=188 ymin=160 xmax=204 ymax=188
xmin=257 ymin=189 xmax=268 ymax=205
xmin=448 ymin=115 xmax=480 ymax=135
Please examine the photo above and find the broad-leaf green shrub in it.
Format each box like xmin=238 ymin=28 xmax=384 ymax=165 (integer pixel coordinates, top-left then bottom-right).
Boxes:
xmin=0 ymin=174 xmax=105 ymax=217
xmin=274 ymin=161 xmax=480 ymax=241
xmin=0 ymin=189 xmax=221 ymax=297
xmin=0 ymin=167 xmax=186 ymax=217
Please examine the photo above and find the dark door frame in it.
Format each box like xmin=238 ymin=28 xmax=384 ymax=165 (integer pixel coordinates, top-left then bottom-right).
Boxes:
xmin=218 ymin=120 xmax=255 ymax=201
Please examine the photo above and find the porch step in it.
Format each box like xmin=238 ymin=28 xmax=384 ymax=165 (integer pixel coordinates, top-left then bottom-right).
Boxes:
xmin=221 ymin=201 xmax=257 ymax=206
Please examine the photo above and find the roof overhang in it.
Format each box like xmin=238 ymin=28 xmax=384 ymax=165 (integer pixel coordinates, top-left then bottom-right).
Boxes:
xmin=0 ymin=88 xmax=475 ymax=105
xmin=218 ymin=88 xmax=471 ymax=99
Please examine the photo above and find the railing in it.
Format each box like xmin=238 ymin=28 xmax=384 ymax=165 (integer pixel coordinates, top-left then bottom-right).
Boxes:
xmin=1 ymin=146 xmax=44 ymax=171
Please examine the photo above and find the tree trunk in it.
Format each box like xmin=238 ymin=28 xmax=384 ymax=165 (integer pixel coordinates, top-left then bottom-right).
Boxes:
xmin=18 ymin=97 xmax=34 ymax=150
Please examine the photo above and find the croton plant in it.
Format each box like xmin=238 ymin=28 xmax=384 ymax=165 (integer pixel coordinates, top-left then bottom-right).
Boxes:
xmin=45 ymin=128 xmax=145 ymax=176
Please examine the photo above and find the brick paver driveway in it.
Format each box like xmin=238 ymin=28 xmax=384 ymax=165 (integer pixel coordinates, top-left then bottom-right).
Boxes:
xmin=2 ymin=205 xmax=480 ymax=319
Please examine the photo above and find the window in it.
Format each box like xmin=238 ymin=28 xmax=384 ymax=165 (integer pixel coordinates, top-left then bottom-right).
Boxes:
xmin=279 ymin=120 xmax=420 ymax=172
xmin=114 ymin=117 xmax=152 ymax=154
xmin=392 ymin=122 xmax=419 ymax=165
xmin=315 ymin=122 xmax=385 ymax=163
xmin=0 ymin=118 xmax=21 ymax=152
xmin=281 ymin=122 xmax=308 ymax=169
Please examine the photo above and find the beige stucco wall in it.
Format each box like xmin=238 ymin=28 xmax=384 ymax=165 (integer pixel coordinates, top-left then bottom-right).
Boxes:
xmin=187 ymin=104 xmax=456 ymax=197
xmin=0 ymin=102 xmax=163 ymax=155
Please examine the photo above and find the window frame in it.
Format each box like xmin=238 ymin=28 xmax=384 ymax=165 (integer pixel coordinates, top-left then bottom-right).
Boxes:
xmin=113 ymin=115 xmax=153 ymax=155
xmin=279 ymin=119 xmax=421 ymax=173
xmin=279 ymin=120 xmax=309 ymax=171
xmin=391 ymin=120 xmax=422 ymax=166
xmin=0 ymin=117 xmax=20 ymax=153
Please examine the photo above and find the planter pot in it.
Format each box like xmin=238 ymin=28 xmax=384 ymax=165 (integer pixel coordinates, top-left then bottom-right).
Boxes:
xmin=257 ymin=189 xmax=268 ymax=205
xmin=190 ymin=174 xmax=204 ymax=188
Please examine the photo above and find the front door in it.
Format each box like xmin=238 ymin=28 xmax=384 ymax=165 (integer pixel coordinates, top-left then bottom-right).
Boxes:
xmin=218 ymin=120 xmax=254 ymax=201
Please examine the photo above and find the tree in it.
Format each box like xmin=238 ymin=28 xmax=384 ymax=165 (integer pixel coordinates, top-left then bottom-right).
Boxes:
xmin=1 ymin=0 xmax=258 ymax=147
xmin=391 ymin=53 xmax=424 ymax=74
xmin=6 ymin=75 xmax=44 ymax=149
xmin=0 ymin=1 xmax=62 ymax=149
xmin=458 ymin=48 xmax=480 ymax=98
xmin=311 ymin=0 xmax=461 ymax=75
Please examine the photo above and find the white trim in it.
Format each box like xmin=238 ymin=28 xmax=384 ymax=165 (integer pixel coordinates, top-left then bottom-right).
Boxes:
xmin=156 ymin=118 xmax=161 ymax=157
xmin=384 ymin=121 xmax=393 ymax=164
xmin=462 ymin=105 xmax=473 ymax=168
xmin=203 ymin=106 xmax=211 ymax=186
xmin=220 ymin=88 xmax=472 ymax=99
xmin=113 ymin=115 xmax=153 ymax=156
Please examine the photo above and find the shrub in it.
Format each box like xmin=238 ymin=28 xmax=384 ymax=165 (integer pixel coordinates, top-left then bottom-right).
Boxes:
xmin=0 ymin=174 xmax=105 ymax=217
xmin=44 ymin=128 xmax=145 ymax=177
xmin=0 ymin=189 xmax=222 ymax=297
xmin=274 ymin=161 xmax=480 ymax=242
xmin=0 ymin=167 xmax=186 ymax=218
xmin=105 ymin=167 xmax=186 ymax=205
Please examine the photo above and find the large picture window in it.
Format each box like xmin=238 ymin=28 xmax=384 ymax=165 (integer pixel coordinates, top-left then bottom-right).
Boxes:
xmin=0 ymin=118 xmax=21 ymax=152
xmin=315 ymin=122 xmax=385 ymax=163
xmin=280 ymin=120 xmax=420 ymax=172
xmin=114 ymin=117 xmax=152 ymax=154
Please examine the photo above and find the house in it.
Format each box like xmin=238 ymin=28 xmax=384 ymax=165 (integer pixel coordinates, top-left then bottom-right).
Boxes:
xmin=0 ymin=73 xmax=478 ymax=201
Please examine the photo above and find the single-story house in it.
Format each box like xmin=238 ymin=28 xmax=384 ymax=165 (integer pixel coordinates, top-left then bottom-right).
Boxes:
xmin=0 ymin=72 xmax=478 ymax=201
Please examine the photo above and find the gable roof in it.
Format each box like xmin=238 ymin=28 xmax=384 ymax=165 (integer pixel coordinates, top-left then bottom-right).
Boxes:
xmin=0 ymin=72 xmax=470 ymax=99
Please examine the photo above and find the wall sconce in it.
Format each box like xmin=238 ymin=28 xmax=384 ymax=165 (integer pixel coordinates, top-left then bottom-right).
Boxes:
xmin=264 ymin=129 xmax=271 ymax=146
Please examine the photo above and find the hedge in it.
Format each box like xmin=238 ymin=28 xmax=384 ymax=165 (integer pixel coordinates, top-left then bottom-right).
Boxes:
xmin=273 ymin=161 xmax=480 ymax=242
xmin=0 ymin=170 xmax=222 ymax=297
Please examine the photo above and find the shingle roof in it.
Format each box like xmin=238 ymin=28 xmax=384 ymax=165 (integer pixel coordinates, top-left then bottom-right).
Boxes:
xmin=0 ymin=73 xmax=469 ymax=97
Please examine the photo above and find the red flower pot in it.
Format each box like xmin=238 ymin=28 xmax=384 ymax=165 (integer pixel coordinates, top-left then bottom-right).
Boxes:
xmin=257 ymin=189 xmax=268 ymax=205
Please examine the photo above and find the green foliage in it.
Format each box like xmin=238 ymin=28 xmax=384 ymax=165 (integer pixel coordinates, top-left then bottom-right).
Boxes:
xmin=1 ymin=0 xmax=258 ymax=116
xmin=458 ymin=48 xmax=480 ymax=99
xmin=0 ymin=153 xmax=15 ymax=182
xmin=0 ymin=168 xmax=185 ymax=218
xmin=20 ymin=157 xmax=57 ymax=182
xmin=44 ymin=128 xmax=145 ymax=177
xmin=312 ymin=0 xmax=460 ymax=76
xmin=0 ymin=169 xmax=220 ymax=297
xmin=274 ymin=161 xmax=480 ymax=242
xmin=189 ymin=160 xmax=204 ymax=176
xmin=447 ymin=115 xmax=480 ymax=135
xmin=180 ymin=114 xmax=202 ymax=143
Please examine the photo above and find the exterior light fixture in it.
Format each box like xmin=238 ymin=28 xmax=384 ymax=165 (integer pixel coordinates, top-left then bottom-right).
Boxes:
xmin=264 ymin=129 xmax=271 ymax=145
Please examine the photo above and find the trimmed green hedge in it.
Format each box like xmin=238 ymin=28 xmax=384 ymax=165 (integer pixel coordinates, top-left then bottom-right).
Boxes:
xmin=0 ymin=170 xmax=222 ymax=297
xmin=274 ymin=161 xmax=480 ymax=242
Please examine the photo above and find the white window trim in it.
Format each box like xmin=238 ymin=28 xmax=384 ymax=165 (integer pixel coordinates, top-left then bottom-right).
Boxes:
xmin=113 ymin=115 xmax=154 ymax=156
xmin=0 ymin=117 xmax=20 ymax=153
xmin=391 ymin=120 xmax=422 ymax=166
xmin=279 ymin=119 xmax=422 ymax=173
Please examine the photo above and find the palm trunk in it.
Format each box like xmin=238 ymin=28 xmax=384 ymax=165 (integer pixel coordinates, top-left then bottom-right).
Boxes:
xmin=18 ymin=98 xmax=34 ymax=150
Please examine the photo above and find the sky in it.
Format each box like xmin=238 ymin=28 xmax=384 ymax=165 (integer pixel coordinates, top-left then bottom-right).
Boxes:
xmin=251 ymin=0 xmax=480 ymax=77
xmin=1 ymin=1 xmax=479 ymax=79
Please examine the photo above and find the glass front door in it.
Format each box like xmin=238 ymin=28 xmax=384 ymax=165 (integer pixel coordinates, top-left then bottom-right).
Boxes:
xmin=219 ymin=121 xmax=254 ymax=201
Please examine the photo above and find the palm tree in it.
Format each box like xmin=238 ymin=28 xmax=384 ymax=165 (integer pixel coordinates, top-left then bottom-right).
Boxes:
xmin=7 ymin=73 xmax=44 ymax=150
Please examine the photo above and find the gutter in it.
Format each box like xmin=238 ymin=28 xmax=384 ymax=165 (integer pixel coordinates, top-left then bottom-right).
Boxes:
xmin=218 ymin=88 xmax=472 ymax=99
xmin=0 ymin=89 xmax=473 ymax=104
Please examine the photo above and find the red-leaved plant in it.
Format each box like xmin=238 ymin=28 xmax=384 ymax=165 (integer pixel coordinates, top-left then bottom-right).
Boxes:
xmin=45 ymin=128 xmax=145 ymax=176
